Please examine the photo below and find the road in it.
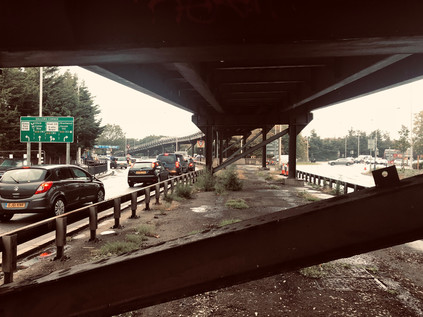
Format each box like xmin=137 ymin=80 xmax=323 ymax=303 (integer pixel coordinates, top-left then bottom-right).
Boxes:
xmin=0 ymin=162 xmax=384 ymax=234
xmin=297 ymin=161 xmax=379 ymax=187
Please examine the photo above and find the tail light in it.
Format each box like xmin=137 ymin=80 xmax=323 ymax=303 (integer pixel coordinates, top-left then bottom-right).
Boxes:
xmin=175 ymin=161 xmax=180 ymax=168
xmin=35 ymin=181 xmax=53 ymax=194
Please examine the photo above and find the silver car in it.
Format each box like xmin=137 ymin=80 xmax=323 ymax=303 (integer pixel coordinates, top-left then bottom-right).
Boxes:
xmin=328 ymin=158 xmax=354 ymax=166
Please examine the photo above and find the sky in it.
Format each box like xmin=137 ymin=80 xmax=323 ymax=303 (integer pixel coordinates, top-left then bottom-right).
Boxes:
xmin=63 ymin=66 xmax=423 ymax=140
xmin=62 ymin=67 xmax=201 ymax=139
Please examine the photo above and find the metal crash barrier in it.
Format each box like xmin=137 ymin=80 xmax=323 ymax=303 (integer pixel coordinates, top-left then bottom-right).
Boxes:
xmin=0 ymin=169 xmax=203 ymax=284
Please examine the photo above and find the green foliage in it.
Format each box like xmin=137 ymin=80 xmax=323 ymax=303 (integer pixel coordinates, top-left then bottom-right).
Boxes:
xmin=0 ymin=67 xmax=102 ymax=159
xmin=299 ymin=265 xmax=327 ymax=279
xmin=219 ymin=218 xmax=241 ymax=226
xmin=125 ymin=234 xmax=147 ymax=244
xmin=225 ymin=199 xmax=249 ymax=209
xmin=395 ymin=125 xmax=410 ymax=157
xmin=218 ymin=167 xmax=243 ymax=191
xmin=195 ymin=170 xmax=216 ymax=192
xmin=297 ymin=191 xmax=321 ymax=202
xmin=174 ymin=184 xmax=193 ymax=199
xmin=99 ymin=241 xmax=139 ymax=256
xmin=96 ymin=124 xmax=126 ymax=149
xmin=135 ymin=225 xmax=155 ymax=236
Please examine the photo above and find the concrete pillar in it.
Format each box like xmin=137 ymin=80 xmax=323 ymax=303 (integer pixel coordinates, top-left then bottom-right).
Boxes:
xmin=219 ymin=138 xmax=223 ymax=165
xmin=288 ymin=124 xmax=297 ymax=179
xmin=262 ymin=127 xmax=267 ymax=168
xmin=205 ymin=126 xmax=213 ymax=171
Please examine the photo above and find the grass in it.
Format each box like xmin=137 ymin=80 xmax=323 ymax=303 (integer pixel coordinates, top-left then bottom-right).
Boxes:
xmin=225 ymin=198 xmax=249 ymax=209
xmin=219 ymin=218 xmax=241 ymax=227
xmin=299 ymin=265 xmax=327 ymax=279
xmin=99 ymin=241 xmax=139 ymax=256
xmin=98 ymin=224 xmax=157 ymax=256
xmin=297 ymin=190 xmax=321 ymax=202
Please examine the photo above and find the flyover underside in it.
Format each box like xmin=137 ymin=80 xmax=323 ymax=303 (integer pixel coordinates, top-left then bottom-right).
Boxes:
xmin=1 ymin=170 xmax=422 ymax=317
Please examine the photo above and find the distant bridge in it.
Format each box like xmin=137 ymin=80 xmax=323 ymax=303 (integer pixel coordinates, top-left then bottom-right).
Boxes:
xmin=121 ymin=132 xmax=205 ymax=157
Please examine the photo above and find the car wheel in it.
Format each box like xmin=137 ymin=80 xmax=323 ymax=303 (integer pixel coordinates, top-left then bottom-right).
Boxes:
xmin=0 ymin=213 xmax=13 ymax=222
xmin=94 ymin=189 xmax=105 ymax=203
xmin=330 ymin=162 xmax=335 ymax=166
xmin=128 ymin=182 xmax=134 ymax=187
xmin=52 ymin=197 xmax=66 ymax=216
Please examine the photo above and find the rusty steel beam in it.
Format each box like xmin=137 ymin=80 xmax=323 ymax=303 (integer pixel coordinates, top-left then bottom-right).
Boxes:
xmin=1 ymin=169 xmax=423 ymax=316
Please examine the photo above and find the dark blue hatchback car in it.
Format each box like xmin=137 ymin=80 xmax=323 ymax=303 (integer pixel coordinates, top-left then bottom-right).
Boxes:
xmin=0 ymin=165 xmax=105 ymax=222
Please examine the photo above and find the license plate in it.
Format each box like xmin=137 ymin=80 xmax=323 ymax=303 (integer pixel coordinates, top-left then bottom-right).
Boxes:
xmin=136 ymin=171 xmax=147 ymax=174
xmin=6 ymin=202 xmax=26 ymax=208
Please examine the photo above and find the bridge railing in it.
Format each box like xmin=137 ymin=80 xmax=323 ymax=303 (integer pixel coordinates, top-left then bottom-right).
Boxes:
xmin=296 ymin=169 xmax=368 ymax=194
xmin=0 ymin=169 xmax=205 ymax=285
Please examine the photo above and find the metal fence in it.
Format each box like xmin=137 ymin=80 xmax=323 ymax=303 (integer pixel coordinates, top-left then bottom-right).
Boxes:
xmin=84 ymin=163 xmax=108 ymax=176
xmin=296 ymin=170 xmax=368 ymax=194
xmin=0 ymin=169 xmax=204 ymax=285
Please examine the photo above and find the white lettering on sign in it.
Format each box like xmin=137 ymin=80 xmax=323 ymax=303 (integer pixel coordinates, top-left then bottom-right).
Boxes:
xmin=21 ymin=122 xmax=30 ymax=131
xmin=46 ymin=122 xmax=59 ymax=132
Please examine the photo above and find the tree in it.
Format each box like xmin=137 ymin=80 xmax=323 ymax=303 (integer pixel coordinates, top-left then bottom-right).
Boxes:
xmin=413 ymin=111 xmax=423 ymax=157
xmin=96 ymin=124 xmax=126 ymax=151
xmin=0 ymin=67 xmax=103 ymax=161
xmin=395 ymin=125 xmax=410 ymax=164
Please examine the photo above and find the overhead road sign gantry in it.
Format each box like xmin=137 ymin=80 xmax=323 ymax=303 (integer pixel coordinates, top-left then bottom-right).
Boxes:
xmin=20 ymin=116 xmax=74 ymax=143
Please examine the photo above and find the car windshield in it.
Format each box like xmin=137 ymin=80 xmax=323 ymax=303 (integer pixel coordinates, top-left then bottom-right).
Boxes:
xmin=158 ymin=155 xmax=175 ymax=164
xmin=0 ymin=159 xmax=23 ymax=168
xmin=132 ymin=162 xmax=153 ymax=169
xmin=1 ymin=169 xmax=46 ymax=183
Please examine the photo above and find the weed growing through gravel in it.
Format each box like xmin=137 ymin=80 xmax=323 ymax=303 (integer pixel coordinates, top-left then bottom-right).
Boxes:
xmin=219 ymin=218 xmax=241 ymax=227
xmin=98 ymin=225 xmax=157 ymax=257
xmin=99 ymin=241 xmax=139 ymax=256
xmin=225 ymin=198 xmax=249 ymax=209
xmin=299 ymin=264 xmax=328 ymax=279
xmin=195 ymin=170 xmax=216 ymax=192
xmin=135 ymin=224 xmax=155 ymax=236
xmin=217 ymin=166 xmax=243 ymax=191
xmin=174 ymin=184 xmax=194 ymax=199
xmin=297 ymin=190 xmax=321 ymax=202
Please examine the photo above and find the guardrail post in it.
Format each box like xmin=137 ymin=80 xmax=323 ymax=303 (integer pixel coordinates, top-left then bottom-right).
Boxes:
xmin=155 ymin=183 xmax=160 ymax=205
xmin=170 ymin=178 xmax=175 ymax=194
xmin=55 ymin=217 xmax=67 ymax=260
xmin=164 ymin=180 xmax=169 ymax=197
xmin=144 ymin=188 xmax=151 ymax=211
xmin=89 ymin=206 xmax=98 ymax=241
xmin=2 ymin=234 xmax=17 ymax=284
xmin=113 ymin=198 xmax=122 ymax=229
xmin=130 ymin=192 xmax=139 ymax=219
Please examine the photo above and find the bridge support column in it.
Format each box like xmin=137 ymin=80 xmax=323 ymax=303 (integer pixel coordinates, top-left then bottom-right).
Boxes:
xmin=262 ymin=127 xmax=268 ymax=169
xmin=219 ymin=137 xmax=223 ymax=165
xmin=288 ymin=124 xmax=297 ymax=179
xmin=205 ymin=126 xmax=213 ymax=171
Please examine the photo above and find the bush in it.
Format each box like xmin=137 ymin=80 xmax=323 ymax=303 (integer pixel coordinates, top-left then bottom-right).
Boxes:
xmin=175 ymin=184 xmax=193 ymax=199
xmin=195 ymin=170 xmax=216 ymax=192
xmin=220 ymin=167 xmax=243 ymax=191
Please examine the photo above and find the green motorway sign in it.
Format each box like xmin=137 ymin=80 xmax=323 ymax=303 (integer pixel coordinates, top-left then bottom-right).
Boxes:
xmin=20 ymin=116 xmax=74 ymax=143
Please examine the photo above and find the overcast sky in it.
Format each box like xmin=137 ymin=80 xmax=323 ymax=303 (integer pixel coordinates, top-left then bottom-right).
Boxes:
xmin=62 ymin=67 xmax=201 ymax=139
xmin=63 ymin=67 xmax=423 ymax=140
